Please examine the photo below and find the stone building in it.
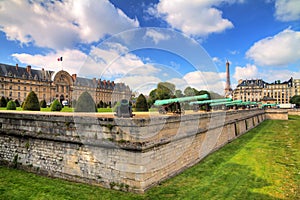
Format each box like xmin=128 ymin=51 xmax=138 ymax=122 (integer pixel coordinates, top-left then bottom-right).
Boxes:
xmin=233 ymin=78 xmax=300 ymax=104
xmin=0 ymin=63 xmax=131 ymax=105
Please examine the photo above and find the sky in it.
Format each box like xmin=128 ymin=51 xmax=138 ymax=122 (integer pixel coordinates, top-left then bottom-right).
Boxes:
xmin=0 ymin=0 xmax=299 ymax=95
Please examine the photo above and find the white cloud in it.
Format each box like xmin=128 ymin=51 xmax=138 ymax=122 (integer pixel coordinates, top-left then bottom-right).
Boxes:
xmin=0 ymin=0 xmax=139 ymax=49
xmin=233 ymin=64 xmax=258 ymax=80
xmin=88 ymin=43 xmax=160 ymax=78
xmin=181 ymin=71 xmax=226 ymax=94
xmin=144 ymin=29 xmax=171 ymax=44
xmin=212 ymin=57 xmax=221 ymax=63
xmin=12 ymin=49 xmax=87 ymax=75
xmin=151 ymin=0 xmax=242 ymax=37
xmin=259 ymin=69 xmax=300 ymax=83
xmin=246 ymin=28 xmax=300 ymax=66
xmin=274 ymin=0 xmax=300 ymax=21
xmin=115 ymin=76 xmax=161 ymax=95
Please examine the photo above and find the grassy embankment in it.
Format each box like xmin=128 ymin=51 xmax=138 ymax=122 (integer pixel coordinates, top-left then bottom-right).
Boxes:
xmin=0 ymin=116 xmax=299 ymax=199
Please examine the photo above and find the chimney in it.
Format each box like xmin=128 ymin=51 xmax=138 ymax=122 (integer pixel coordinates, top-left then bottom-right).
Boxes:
xmin=72 ymin=74 xmax=77 ymax=81
xmin=26 ymin=65 xmax=31 ymax=73
xmin=93 ymin=78 xmax=96 ymax=84
xmin=16 ymin=64 xmax=18 ymax=70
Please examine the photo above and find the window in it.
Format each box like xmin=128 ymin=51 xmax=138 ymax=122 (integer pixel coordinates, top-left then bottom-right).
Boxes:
xmin=24 ymin=87 xmax=26 ymax=91
xmin=9 ymin=85 xmax=12 ymax=90
xmin=18 ymin=86 xmax=20 ymax=90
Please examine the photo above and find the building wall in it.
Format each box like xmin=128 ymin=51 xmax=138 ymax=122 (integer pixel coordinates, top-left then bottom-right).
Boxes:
xmin=0 ymin=63 xmax=131 ymax=105
xmin=0 ymin=109 xmax=286 ymax=193
xmin=233 ymin=78 xmax=300 ymax=104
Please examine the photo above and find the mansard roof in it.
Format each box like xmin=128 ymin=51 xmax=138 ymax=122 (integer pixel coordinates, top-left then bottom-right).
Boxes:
xmin=0 ymin=63 xmax=53 ymax=81
xmin=236 ymin=77 xmax=294 ymax=88
xmin=236 ymin=79 xmax=267 ymax=87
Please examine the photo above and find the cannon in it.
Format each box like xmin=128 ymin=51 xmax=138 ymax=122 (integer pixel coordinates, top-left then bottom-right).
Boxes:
xmin=189 ymin=98 xmax=232 ymax=112
xmin=154 ymin=94 xmax=209 ymax=114
xmin=115 ymin=99 xmax=135 ymax=118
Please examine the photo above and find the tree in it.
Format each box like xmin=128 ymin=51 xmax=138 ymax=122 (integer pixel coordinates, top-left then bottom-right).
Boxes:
xmin=98 ymin=100 xmax=104 ymax=108
xmin=50 ymin=99 xmax=62 ymax=111
xmin=23 ymin=91 xmax=40 ymax=111
xmin=40 ymin=99 xmax=47 ymax=108
xmin=147 ymin=89 xmax=157 ymax=107
xmin=156 ymin=82 xmax=175 ymax=100
xmin=290 ymin=95 xmax=300 ymax=108
xmin=175 ymin=89 xmax=184 ymax=97
xmin=184 ymin=86 xmax=198 ymax=96
xmin=135 ymin=94 xmax=149 ymax=111
xmin=0 ymin=96 xmax=7 ymax=107
xmin=14 ymin=99 xmax=20 ymax=107
xmin=75 ymin=91 xmax=97 ymax=112
xmin=6 ymin=100 xmax=16 ymax=110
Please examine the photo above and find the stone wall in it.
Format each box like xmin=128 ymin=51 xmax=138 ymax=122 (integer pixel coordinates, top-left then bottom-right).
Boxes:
xmin=0 ymin=109 xmax=284 ymax=193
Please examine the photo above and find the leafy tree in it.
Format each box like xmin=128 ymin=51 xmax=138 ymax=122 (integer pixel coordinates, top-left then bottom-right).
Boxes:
xmin=184 ymin=86 xmax=199 ymax=96
xmin=50 ymin=99 xmax=62 ymax=111
xmin=175 ymin=89 xmax=184 ymax=97
xmin=23 ymin=91 xmax=40 ymax=111
xmin=103 ymin=102 xmax=108 ymax=108
xmin=6 ymin=100 xmax=16 ymax=110
xmin=290 ymin=95 xmax=300 ymax=108
xmin=156 ymin=82 xmax=175 ymax=100
xmin=75 ymin=91 xmax=97 ymax=112
xmin=14 ymin=99 xmax=20 ymax=107
xmin=40 ymin=99 xmax=47 ymax=108
xmin=147 ymin=89 xmax=157 ymax=107
xmin=98 ymin=100 xmax=104 ymax=108
xmin=135 ymin=94 xmax=149 ymax=111
xmin=0 ymin=96 xmax=7 ymax=107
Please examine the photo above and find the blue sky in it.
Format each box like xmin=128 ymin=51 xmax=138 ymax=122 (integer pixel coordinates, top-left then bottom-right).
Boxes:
xmin=0 ymin=0 xmax=299 ymax=95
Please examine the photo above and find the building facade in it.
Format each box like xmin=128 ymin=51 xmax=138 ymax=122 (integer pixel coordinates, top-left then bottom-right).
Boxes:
xmin=233 ymin=78 xmax=300 ymax=104
xmin=0 ymin=63 xmax=131 ymax=105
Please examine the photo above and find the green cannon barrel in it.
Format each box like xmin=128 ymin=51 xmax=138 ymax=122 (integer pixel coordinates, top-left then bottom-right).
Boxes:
xmin=210 ymin=100 xmax=243 ymax=107
xmin=189 ymin=98 xmax=232 ymax=105
xmin=154 ymin=94 xmax=209 ymax=106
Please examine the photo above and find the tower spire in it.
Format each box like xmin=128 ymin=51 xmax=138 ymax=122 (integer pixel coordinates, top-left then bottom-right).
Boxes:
xmin=224 ymin=60 xmax=232 ymax=98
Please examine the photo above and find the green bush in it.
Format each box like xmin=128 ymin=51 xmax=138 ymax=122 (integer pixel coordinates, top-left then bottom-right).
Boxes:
xmin=0 ymin=96 xmax=7 ymax=107
xmin=6 ymin=100 xmax=16 ymax=110
xmin=14 ymin=99 xmax=20 ymax=107
xmin=50 ymin=99 xmax=62 ymax=111
xmin=40 ymin=99 xmax=47 ymax=108
xmin=135 ymin=94 xmax=149 ymax=111
xmin=22 ymin=91 xmax=40 ymax=111
xmin=75 ymin=91 xmax=97 ymax=112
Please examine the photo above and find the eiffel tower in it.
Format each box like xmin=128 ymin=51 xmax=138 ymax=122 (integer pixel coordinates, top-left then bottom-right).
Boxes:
xmin=224 ymin=60 xmax=233 ymax=98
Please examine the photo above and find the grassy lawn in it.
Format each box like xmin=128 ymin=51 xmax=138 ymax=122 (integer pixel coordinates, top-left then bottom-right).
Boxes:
xmin=0 ymin=116 xmax=299 ymax=199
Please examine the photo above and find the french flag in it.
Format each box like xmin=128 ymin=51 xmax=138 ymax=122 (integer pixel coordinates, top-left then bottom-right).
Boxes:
xmin=57 ymin=57 xmax=63 ymax=61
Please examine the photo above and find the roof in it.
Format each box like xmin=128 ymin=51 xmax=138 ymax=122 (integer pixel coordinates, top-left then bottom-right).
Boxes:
xmin=0 ymin=63 xmax=53 ymax=82
xmin=236 ymin=79 xmax=267 ymax=88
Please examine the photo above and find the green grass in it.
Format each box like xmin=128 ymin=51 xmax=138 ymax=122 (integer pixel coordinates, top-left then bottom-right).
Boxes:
xmin=0 ymin=116 xmax=299 ymax=199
